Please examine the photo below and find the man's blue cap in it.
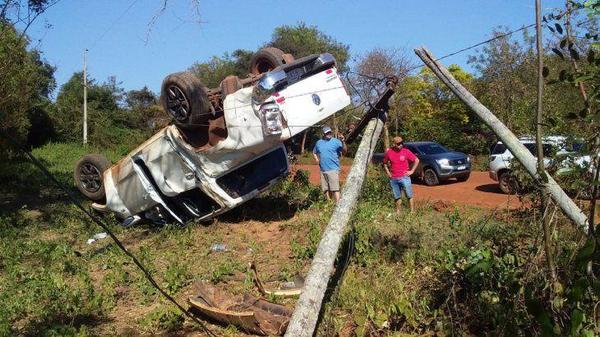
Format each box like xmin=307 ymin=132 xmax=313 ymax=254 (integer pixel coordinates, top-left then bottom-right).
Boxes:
xmin=322 ymin=126 xmax=332 ymax=134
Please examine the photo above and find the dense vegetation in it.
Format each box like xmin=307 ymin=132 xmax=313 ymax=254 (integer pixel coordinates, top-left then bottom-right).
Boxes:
xmin=1 ymin=0 xmax=599 ymax=336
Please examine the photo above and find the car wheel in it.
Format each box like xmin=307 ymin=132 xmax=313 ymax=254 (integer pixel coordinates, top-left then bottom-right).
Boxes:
xmin=250 ymin=47 xmax=294 ymax=75
xmin=423 ymin=168 xmax=439 ymax=186
xmin=160 ymin=72 xmax=213 ymax=128
xmin=74 ymin=154 xmax=111 ymax=201
xmin=457 ymin=174 xmax=470 ymax=182
xmin=498 ymin=171 xmax=517 ymax=194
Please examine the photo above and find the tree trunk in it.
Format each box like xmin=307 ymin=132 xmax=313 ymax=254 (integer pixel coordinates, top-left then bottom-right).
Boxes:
xmin=332 ymin=112 xmax=338 ymax=136
xmin=383 ymin=123 xmax=390 ymax=149
xmin=300 ymin=131 xmax=308 ymax=155
xmin=535 ymin=0 xmax=557 ymax=284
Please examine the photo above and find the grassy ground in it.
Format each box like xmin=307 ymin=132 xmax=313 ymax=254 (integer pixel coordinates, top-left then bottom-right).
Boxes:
xmin=0 ymin=143 xmax=597 ymax=336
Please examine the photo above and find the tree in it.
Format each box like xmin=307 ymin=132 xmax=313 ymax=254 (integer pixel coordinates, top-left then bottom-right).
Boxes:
xmin=0 ymin=0 xmax=60 ymax=38
xmin=189 ymin=49 xmax=253 ymax=88
xmin=268 ymin=22 xmax=350 ymax=73
xmin=0 ymin=23 xmax=55 ymax=152
xmin=468 ymin=28 xmax=538 ymax=134
xmin=52 ymin=73 xmax=148 ymax=147
xmin=351 ymin=48 xmax=414 ymax=147
xmin=125 ymin=86 xmax=167 ymax=131
xmin=391 ymin=65 xmax=489 ymax=154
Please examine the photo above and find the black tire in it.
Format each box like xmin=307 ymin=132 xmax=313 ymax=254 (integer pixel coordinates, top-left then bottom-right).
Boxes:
xmin=498 ymin=171 xmax=517 ymax=194
xmin=457 ymin=174 xmax=470 ymax=182
xmin=250 ymin=47 xmax=288 ymax=75
xmin=74 ymin=154 xmax=111 ymax=201
xmin=423 ymin=168 xmax=439 ymax=186
xmin=160 ymin=72 xmax=212 ymax=128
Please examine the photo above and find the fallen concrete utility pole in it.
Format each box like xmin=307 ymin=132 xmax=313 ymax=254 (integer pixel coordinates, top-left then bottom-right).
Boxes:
xmin=285 ymin=107 xmax=389 ymax=336
xmin=415 ymin=47 xmax=588 ymax=232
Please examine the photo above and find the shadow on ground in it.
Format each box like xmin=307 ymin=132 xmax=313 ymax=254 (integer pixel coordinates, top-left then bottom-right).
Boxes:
xmin=219 ymin=195 xmax=301 ymax=223
xmin=475 ymin=183 xmax=505 ymax=194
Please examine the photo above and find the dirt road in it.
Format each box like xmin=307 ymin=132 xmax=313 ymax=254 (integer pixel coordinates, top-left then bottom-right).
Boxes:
xmin=295 ymin=165 xmax=522 ymax=209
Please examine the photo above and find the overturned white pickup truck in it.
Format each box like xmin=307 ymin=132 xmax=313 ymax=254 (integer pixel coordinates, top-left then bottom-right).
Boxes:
xmin=74 ymin=49 xmax=351 ymax=226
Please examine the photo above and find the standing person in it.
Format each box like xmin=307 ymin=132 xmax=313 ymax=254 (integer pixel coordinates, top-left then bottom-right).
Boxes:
xmin=313 ymin=126 xmax=347 ymax=202
xmin=383 ymin=136 xmax=420 ymax=214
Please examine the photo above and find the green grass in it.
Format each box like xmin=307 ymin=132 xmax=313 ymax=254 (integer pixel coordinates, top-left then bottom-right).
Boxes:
xmin=1 ymin=142 xmax=597 ymax=336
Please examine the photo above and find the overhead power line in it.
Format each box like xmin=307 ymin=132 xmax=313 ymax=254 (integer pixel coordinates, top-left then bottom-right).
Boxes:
xmin=88 ymin=0 xmax=140 ymax=51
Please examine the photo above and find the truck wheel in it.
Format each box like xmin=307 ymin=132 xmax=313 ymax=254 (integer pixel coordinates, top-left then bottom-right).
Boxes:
xmin=423 ymin=168 xmax=439 ymax=186
xmin=498 ymin=171 xmax=517 ymax=194
xmin=74 ymin=154 xmax=111 ymax=201
xmin=457 ymin=174 xmax=470 ymax=182
xmin=250 ymin=47 xmax=294 ymax=75
xmin=160 ymin=72 xmax=212 ymax=128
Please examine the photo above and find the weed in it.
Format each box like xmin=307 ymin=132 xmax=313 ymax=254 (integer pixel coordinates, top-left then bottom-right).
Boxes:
xmin=290 ymin=219 xmax=322 ymax=260
xmin=137 ymin=305 xmax=184 ymax=333
xmin=210 ymin=260 xmax=242 ymax=284
xmin=164 ymin=258 xmax=190 ymax=294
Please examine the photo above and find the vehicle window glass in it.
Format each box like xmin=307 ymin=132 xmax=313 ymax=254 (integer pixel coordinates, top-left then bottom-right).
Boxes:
xmin=417 ymin=143 xmax=449 ymax=155
xmin=217 ymin=148 xmax=287 ymax=198
xmin=524 ymin=143 xmax=554 ymax=157
xmin=405 ymin=145 xmax=417 ymax=153
xmin=492 ymin=143 xmax=507 ymax=155
xmin=572 ymin=143 xmax=585 ymax=152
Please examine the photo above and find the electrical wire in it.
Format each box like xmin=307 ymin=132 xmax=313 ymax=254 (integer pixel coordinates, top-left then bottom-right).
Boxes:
xmin=88 ymin=0 xmax=140 ymax=51
xmin=0 ymin=129 xmax=219 ymax=337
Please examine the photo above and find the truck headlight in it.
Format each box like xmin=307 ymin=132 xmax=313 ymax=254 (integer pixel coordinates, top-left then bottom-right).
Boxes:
xmin=259 ymin=103 xmax=283 ymax=135
xmin=437 ymin=159 xmax=449 ymax=166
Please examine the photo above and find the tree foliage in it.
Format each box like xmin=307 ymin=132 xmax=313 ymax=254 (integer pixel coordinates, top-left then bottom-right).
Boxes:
xmin=0 ymin=23 xmax=55 ymax=151
xmin=189 ymin=49 xmax=253 ymax=88
xmin=268 ymin=22 xmax=350 ymax=73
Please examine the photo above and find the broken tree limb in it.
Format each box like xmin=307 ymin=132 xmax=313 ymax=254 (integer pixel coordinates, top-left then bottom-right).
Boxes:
xmin=414 ymin=47 xmax=588 ymax=232
xmin=285 ymin=115 xmax=385 ymax=337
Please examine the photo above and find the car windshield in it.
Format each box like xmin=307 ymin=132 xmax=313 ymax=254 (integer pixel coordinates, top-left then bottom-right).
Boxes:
xmin=524 ymin=143 xmax=554 ymax=157
xmin=492 ymin=143 xmax=507 ymax=155
xmin=417 ymin=143 xmax=449 ymax=155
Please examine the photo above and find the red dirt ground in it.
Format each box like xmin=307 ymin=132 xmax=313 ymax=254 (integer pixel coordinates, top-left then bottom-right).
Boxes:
xmin=295 ymin=165 xmax=523 ymax=209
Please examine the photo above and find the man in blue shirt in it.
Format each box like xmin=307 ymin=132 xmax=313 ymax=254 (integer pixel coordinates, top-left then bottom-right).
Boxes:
xmin=313 ymin=126 xmax=347 ymax=202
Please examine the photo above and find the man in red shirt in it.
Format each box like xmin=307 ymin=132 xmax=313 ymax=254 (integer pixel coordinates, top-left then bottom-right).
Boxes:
xmin=383 ymin=136 xmax=420 ymax=214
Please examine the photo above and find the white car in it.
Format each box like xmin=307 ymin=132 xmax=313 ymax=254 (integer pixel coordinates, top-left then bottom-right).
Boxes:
xmin=489 ymin=136 xmax=592 ymax=194
xmin=74 ymin=50 xmax=351 ymax=225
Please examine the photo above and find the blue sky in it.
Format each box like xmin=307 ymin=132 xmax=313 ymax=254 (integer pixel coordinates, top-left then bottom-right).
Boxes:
xmin=25 ymin=0 xmax=566 ymax=95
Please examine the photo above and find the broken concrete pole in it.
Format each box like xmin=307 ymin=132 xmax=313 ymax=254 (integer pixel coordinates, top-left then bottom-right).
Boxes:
xmin=285 ymin=116 xmax=385 ymax=337
xmin=415 ymin=47 xmax=588 ymax=232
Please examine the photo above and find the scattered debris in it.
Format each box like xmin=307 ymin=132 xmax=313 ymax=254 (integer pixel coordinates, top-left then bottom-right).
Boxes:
xmin=188 ymin=282 xmax=291 ymax=335
xmin=250 ymin=262 xmax=303 ymax=297
xmin=86 ymin=232 xmax=108 ymax=244
xmin=210 ymin=243 xmax=228 ymax=253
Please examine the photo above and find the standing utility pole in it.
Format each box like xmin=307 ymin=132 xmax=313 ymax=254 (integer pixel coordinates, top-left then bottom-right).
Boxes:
xmin=83 ymin=48 xmax=88 ymax=145
xmin=535 ymin=0 xmax=557 ymax=283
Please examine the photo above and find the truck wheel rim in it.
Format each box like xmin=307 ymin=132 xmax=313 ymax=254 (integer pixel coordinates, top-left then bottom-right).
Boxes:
xmin=80 ymin=163 xmax=102 ymax=193
xmin=166 ymin=85 xmax=190 ymax=122
xmin=425 ymin=171 xmax=436 ymax=185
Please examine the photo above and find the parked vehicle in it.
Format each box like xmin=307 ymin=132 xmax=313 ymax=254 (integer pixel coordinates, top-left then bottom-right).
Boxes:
xmin=371 ymin=142 xmax=471 ymax=185
xmin=488 ymin=136 xmax=592 ymax=195
xmin=403 ymin=141 xmax=471 ymax=186
xmin=74 ymin=48 xmax=351 ymax=226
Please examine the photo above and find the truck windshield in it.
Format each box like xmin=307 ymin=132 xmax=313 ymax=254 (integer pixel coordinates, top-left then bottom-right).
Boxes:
xmin=417 ymin=143 xmax=449 ymax=155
